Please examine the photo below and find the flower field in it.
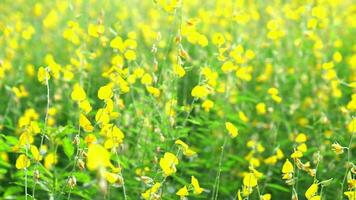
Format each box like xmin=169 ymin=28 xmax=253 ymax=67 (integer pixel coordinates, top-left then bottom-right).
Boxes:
xmin=0 ymin=0 xmax=355 ymax=199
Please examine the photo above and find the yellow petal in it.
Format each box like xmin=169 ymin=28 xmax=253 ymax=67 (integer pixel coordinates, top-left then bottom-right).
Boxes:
xmin=110 ymin=36 xmax=125 ymax=52
xmin=175 ymin=139 xmax=189 ymax=150
xmin=98 ymin=84 xmax=113 ymax=100
xmin=225 ymin=122 xmax=238 ymax=138
xmin=191 ymin=85 xmax=208 ymax=99
xmin=297 ymin=143 xmax=308 ymax=153
xmin=282 ymin=159 xmax=294 ymax=174
xmin=295 ymin=133 xmax=307 ymax=143
xmin=15 ymin=154 xmax=30 ymax=169
xmin=243 ymin=173 xmax=257 ymax=187
xmin=44 ymin=152 xmax=57 ymax=169
xmin=176 ymin=185 xmax=189 ymax=197
xmin=105 ymin=172 xmax=119 ymax=184
xmin=71 ymin=84 xmax=86 ymax=101
xmin=159 ymin=152 xmax=178 ymax=176
xmin=305 ymin=183 xmax=318 ymax=199
xmin=30 ymin=145 xmax=42 ymax=161
xmin=80 ymin=99 xmax=92 ymax=114
xmin=37 ymin=67 xmax=50 ymax=84
xmin=173 ymin=64 xmax=186 ymax=77
xmin=80 ymin=114 xmax=94 ymax=132
xmin=191 ymin=176 xmax=203 ymax=194
xmin=87 ymin=144 xmax=112 ymax=170
xmin=291 ymin=150 xmax=303 ymax=158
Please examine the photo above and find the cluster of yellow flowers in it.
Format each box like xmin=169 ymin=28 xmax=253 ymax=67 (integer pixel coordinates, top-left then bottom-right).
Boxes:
xmin=0 ymin=0 xmax=355 ymax=199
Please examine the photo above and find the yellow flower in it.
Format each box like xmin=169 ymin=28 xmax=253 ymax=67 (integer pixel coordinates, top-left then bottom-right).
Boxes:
xmin=98 ymin=84 xmax=113 ymax=100
xmin=44 ymin=153 xmax=57 ymax=169
xmin=95 ymin=108 xmax=110 ymax=124
xmin=110 ymin=36 xmax=125 ymax=52
xmin=37 ymin=67 xmax=50 ymax=84
xmin=141 ymin=73 xmax=153 ymax=85
xmin=104 ymin=125 xmax=125 ymax=149
xmin=256 ymin=103 xmax=266 ymax=115
xmin=243 ymin=173 xmax=258 ymax=188
xmin=267 ymin=87 xmax=282 ymax=103
xmin=71 ymin=84 xmax=86 ymax=101
xmin=191 ymin=85 xmax=208 ymax=99
xmin=297 ymin=143 xmax=308 ymax=153
xmin=142 ymin=183 xmax=161 ymax=200
xmin=347 ymin=118 xmax=356 ymax=133
xmin=173 ymin=64 xmax=185 ymax=78
xmin=104 ymin=172 xmax=119 ymax=184
xmin=111 ymin=55 xmax=124 ymax=66
xmin=271 ymin=95 xmax=282 ymax=103
xmin=124 ymin=38 xmax=137 ymax=49
xmin=159 ymin=152 xmax=178 ymax=176
xmin=236 ymin=67 xmax=253 ymax=81
xmin=85 ymin=134 xmax=97 ymax=145
xmin=212 ymin=32 xmax=225 ymax=46
xmin=344 ymin=191 xmax=355 ymax=200
xmin=80 ymin=99 xmax=92 ymax=114
xmin=12 ymin=85 xmax=29 ymax=98
xmin=267 ymin=87 xmax=279 ymax=95
xmin=134 ymin=68 xmax=144 ymax=78
xmin=333 ymin=51 xmax=342 ymax=63
xmin=282 ymin=159 xmax=294 ymax=174
xmin=157 ymin=0 xmax=181 ymax=12
xmin=15 ymin=154 xmax=30 ymax=169
xmin=175 ymin=140 xmax=196 ymax=157
xmin=124 ymin=50 xmax=136 ymax=61
xmin=146 ymin=86 xmax=160 ymax=97
xmin=261 ymin=193 xmax=272 ymax=200
xmin=276 ymin=148 xmax=284 ymax=159
xmin=346 ymin=94 xmax=356 ymax=111
xmin=201 ymin=67 xmax=218 ymax=86
xmin=18 ymin=132 xmax=34 ymax=146
xmin=87 ymin=144 xmax=113 ymax=170
xmin=191 ymin=176 xmax=203 ymax=194
xmin=33 ymin=3 xmax=42 ymax=17
xmin=176 ymin=185 xmax=189 ymax=197
xmin=30 ymin=145 xmax=42 ymax=161
xmin=245 ymin=50 xmax=255 ymax=60
xmin=264 ymin=155 xmax=277 ymax=165
xmin=312 ymin=6 xmax=327 ymax=20
xmin=43 ymin=10 xmax=58 ymax=29
xmin=305 ymin=183 xmax=318 ymax=199
xmin=88 ymin=23 xmax=104 ymax=38
xmin=307 ymin=18 xmax=318 ymax=29
xmin=198 ymin=34 xmax=208 ymax=47
xmin=202 ymin=99 xmax=214 ymax=112
xmin=291 ymin=150 xmax=303 ymax=158
xmin=331 ymin=143 xmax=344 ymax=155
xmin=295 ymin=133 xmax=307 ymax=143
xmin=225 ymin=122 xmax=238 ymax=138
xmin=79 ymin=114 xmax=94 ymax=132
xmin=221 ymin=61 xmax=236 ymax=73
xmin=239 ymin=111 xmax=249 ymax=123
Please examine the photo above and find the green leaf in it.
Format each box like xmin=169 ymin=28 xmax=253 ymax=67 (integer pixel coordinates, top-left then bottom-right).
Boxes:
xmin=320 ymin=178 xmax=333 ymax=187
xmin=266 ymin=183 xmax=290 ymax=192
xmin=187 ymin=119 xmax=201 ymax=125
xmin=73 ymin=172 xmax=91 ymax=183
xmin=0 ymin=168 xmax=7 ymax=174
xmin=3 ymin=186 xmax=23 ymax=197
xmin=5 ymin=135 xmax=18 ymax=145
xmin=62 ymin=138 xmax=74 ymax=159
